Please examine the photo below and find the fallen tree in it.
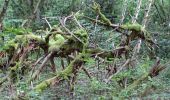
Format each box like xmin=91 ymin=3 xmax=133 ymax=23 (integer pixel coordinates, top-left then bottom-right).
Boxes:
xmin=0 ymin=3 xmax=167 ymax=98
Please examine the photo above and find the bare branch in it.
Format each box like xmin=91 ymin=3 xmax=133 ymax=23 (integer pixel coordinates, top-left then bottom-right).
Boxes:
xmin=42 ymin=17 xmax=52 ymax=30
xmin=142 ymin=0 xmax=154 ymax=28
xmin=105 ymin=59 xmax=131 ymax=83
xmin=132 ymin=0 xmax=142 ymax=23
xmin=59 ymin=17 xmax=85 ymax=44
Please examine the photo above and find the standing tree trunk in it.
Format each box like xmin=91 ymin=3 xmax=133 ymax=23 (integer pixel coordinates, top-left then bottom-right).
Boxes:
xmin=132 ymin=0 xmax=142 ymax=23
xmin=0 ymin=0 xmax=10 ymax=23
xmin=142 ymin=0 xmax=154 ymax=28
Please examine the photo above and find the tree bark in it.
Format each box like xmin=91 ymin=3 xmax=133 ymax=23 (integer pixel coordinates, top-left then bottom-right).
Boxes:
xmin=142 ymin=0 xmax=154 ymax=28
xmin=119 ymin=0 xmax=128 ymax=25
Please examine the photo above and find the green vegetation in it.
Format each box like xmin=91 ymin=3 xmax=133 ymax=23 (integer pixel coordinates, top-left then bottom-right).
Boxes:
xmin=0 ymin=0 xmax=170 ymax=99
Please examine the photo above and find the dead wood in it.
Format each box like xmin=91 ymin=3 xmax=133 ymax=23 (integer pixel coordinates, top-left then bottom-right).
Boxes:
xmin=30 ymin=52 xmax=53 ymax=81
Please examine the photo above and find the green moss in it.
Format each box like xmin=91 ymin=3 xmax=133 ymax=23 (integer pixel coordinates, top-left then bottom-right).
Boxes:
xmin=121 ymin=23 xmax=143 ymax=32
xmin=74 ymin=28 xmax=88 ymax=45
xmin=74 ymin=29 xmax=88 ymax=38
xmin=121 ymin=23 xmax=153 ymax=43
xmin=47 ymin=28 xmax=89 ymax=53
xmin=35 ymin=53 xmax=86 ymax=93
xmin=35 ymin=79 xmax=52 ymax=93
xmin=15 ymin=34 xmax=45 ymax=46
xmin=58 ymin=61 xmax=74 ymax=79
xmin=3 ymin=40 xmax=18 ymax=53
xmin=48 ymin=34 xmax=65 ymax=52
xmin=51 ymin=25 xmax=63 ymax=32
xmin=35 ymin=63 xmax=73 ymax=93
xmin=9 ymin=62 xmax=20 ymax=83
xmin=92 ymin=2 xmax=112 ymax=25
xmin=59 ymin=53 xmax=84 ymax=78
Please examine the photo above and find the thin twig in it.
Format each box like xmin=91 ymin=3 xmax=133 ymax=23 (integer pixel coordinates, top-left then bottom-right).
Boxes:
xmin=105 ymin=59 xmax=130 ymax=83
xmin=59 ymin=17 xmax=84 ymax=44
xmin=42 ymin=17 xmax=52 ymax=30
xmin=73 ymin=11 xmax=83 ymax=28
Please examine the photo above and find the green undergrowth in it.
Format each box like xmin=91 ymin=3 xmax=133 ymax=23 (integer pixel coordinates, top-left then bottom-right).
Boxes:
xmin=0 ymin=57 xmax=170 ymax=99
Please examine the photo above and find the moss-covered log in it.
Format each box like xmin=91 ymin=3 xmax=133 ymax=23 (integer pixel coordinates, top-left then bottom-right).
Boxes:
xmin=34 ymin=45 xmax=131 ymax=92
xmin=86 ymin=6 xmax=155 ymax=46
xmin=15 ymin=34 xmax=47 ymax=52
xmin=87 ymin=46 xmax=130 ymax=59
xmin=120 ymin=23 xmax=154 ymax=45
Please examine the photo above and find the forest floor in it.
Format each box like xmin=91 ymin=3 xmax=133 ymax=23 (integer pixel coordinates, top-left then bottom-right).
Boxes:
xmin=0 ymin=56 xmax=170 ymax=99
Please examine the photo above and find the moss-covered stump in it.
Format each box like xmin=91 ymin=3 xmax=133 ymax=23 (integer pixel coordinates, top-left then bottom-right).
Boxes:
xmin=35 ymin=53 xmax=86 ymax=93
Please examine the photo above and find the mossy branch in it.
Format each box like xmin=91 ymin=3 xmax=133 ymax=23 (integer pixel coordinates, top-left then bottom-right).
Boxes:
xmin=92 ymin=2 xmax=112 ymax=25
xmin=35 ymin=53 xmax=85 ymax=93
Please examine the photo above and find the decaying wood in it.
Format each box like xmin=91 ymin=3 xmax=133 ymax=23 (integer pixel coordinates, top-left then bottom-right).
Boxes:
xmin=106 ymin=59 xmax=131 ymax=83
xmin=30 ymin=52 xmax=53 ymax=81
xmin=0 ymin=3 xmax=168 ymax=95
xmin=35 ymin=53 xmax=85 ymax=92
xmin=149 ymin=57 xmax=166 ymax=77
xmin=121 ymin=59 xmax=170 ymax=93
